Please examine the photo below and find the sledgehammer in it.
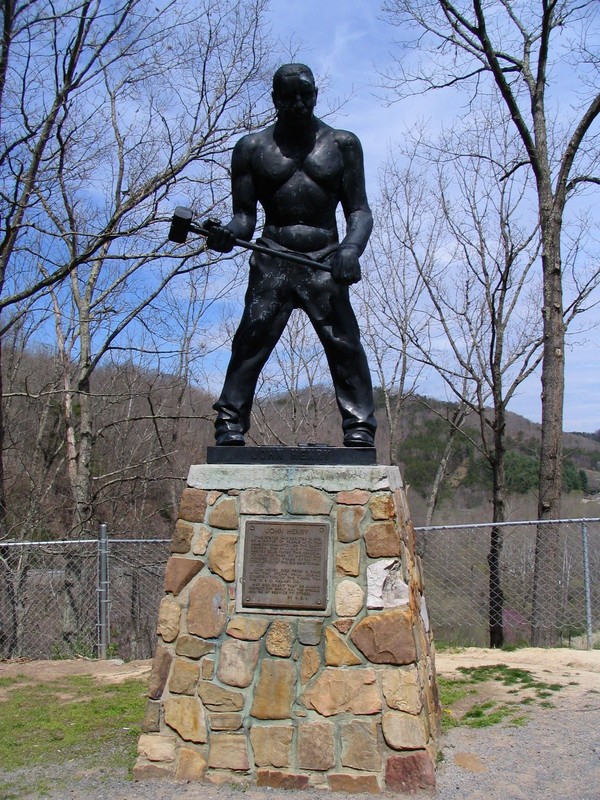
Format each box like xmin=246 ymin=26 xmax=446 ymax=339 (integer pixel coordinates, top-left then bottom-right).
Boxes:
xmin=168 ymin=206 xmax=331 ymax=272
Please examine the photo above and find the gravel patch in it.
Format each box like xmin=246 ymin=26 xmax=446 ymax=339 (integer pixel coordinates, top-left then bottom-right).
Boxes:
xmin=436 ymin=703 xmax=600 ymax=799
xmin=6 ymin=706 xmax=599 ymax=800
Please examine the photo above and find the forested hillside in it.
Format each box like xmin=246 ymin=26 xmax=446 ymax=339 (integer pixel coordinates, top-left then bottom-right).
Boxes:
xmin=2 ymin=349 xmax=598 ymax=541
xmin=396 ymin=399 xmax=599 ymax=498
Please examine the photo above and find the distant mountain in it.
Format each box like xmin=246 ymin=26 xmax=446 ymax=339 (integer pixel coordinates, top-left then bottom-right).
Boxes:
xmin=379 ymin=395 xmax=600 ymax=499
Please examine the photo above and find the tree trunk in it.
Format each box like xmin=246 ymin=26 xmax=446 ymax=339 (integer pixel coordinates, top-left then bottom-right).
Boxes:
xmin=0 ymin=336 xmax=6 ymax=541
xmin=532 ymin=223 xmax=564 ymax=646
xmin=488 ymin=409 xmax=507 ymax=648
xmin=71 ymin=378 xmax=94 ymax=540
xmin=531 ymin=520 xmax=561 ymax=646
xmin=0 ymin=337 xmax=16 ymax=657
xmin=0 ymin=550 xmax=30 ymax=657
xmin=62 ymin=372 xmax=94 ymax=650
xmin=130 ymin=567 xmax=140 ymax=661
xmin=488 ymin=523 xmax=504 ymax=648
xmin=425 ymin=406 xmax=467 ymax=527
xmin=0 ymin=552 xmax=18 ymax=657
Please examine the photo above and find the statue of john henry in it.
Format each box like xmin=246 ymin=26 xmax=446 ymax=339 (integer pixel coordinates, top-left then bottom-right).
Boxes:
xmin=206 ymin=63 xmax=377 ymax=448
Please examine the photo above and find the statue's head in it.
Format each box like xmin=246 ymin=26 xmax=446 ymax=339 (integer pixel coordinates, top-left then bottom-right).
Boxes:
xmin=273 ymin=63 xmax=315 ymax=93
xmin=272 ymin=63 xmax=317 ymax=124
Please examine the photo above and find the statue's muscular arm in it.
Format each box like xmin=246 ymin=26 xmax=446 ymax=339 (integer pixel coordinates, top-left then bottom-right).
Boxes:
xmin=330 ymin=130 xmax=373 ymax=285
xmin=206 ymin=134 xmax=258 ymax=252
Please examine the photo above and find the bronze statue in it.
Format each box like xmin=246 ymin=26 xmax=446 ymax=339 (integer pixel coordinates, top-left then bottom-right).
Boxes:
xmin=206 ymin=64 xmax=376 ymax=448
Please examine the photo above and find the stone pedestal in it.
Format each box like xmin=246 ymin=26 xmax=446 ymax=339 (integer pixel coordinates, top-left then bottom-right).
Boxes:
xmin=134 ymin=463 xmax=440 ymax=793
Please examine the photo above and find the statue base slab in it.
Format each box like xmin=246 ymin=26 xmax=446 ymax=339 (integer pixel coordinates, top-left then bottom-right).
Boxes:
xmin=206 ymin=445 xmax=377 ymax=466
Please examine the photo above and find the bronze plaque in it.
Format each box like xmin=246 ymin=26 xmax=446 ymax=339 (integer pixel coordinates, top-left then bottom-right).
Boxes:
xmin=242 ymin=520 xmax=329 ymax=610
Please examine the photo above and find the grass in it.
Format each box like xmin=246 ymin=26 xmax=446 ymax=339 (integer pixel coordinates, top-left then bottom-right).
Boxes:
xmin=456 ymin=664 xmax=564 ymax=697
xmin=433 ymin=642 xmax=469 ymax=653
xmin=438 ymin=663 xmax=565 ymax=732
xmin=437 ymin=676 xmax=475 ymax=731
xmin=0 ymin=674 xmax=147 ymax=797
xmin=462 ymin=700 xmax=515 ymax=727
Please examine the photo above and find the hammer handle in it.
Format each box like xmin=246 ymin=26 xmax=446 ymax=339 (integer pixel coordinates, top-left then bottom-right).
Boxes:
xmin=191 ymin=223 xmax=331 ymax=273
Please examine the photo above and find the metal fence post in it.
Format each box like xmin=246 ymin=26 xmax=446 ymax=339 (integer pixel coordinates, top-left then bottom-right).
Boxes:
xmin=97 ymin=522 xmax=110 ymax=659
xmin=581 ymin=521 xmax=593 ymax=650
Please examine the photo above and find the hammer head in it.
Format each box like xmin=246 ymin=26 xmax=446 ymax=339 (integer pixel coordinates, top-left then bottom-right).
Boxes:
xmin=168 ymin=206 xmax=193 ymax=243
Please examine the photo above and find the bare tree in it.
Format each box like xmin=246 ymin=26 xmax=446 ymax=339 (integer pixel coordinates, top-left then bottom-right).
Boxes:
xmin=1 ymin=0 xmax=272 ymax=531
xmin=381 ymin=0 xmax=600 ymax=644
xmin=0 ymin=314 xmax=72 ymax=655
xmin=373 ymin=117 xmax=547 ymax=645
xmin=1 ymin=0 xmax=273 ymax=650
xmin=357 ymin=152 xmax=432 ymax=466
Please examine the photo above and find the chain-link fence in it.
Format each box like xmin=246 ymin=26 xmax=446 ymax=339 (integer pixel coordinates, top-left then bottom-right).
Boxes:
xmin=0 ymin=534 xmax=170 ymax=660
xmin=415 ymin=518 xmax=600 ymax=649
xmin=1 ymin=518 xmax=598 ymax=660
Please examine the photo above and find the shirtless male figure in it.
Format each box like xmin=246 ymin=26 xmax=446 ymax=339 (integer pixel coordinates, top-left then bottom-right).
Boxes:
xmin=207 ymin=63 xmax=377 ymax=448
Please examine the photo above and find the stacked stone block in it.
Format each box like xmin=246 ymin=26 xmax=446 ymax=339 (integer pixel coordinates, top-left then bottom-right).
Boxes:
xmin=134 ymin=464 xmax=440 ymax=793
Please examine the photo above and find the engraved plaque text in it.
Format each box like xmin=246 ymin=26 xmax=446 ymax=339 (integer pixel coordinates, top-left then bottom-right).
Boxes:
xmin=242 ymin=520 xmax=329 ymax=610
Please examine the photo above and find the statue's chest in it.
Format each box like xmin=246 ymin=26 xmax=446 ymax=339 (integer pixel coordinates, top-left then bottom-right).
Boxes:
xmin=255 ymin=141 xmax=343 ymax=191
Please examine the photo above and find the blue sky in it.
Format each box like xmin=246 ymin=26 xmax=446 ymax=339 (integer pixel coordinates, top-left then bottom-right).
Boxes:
xmin=266 ymin=0 xmax=600 ymax=433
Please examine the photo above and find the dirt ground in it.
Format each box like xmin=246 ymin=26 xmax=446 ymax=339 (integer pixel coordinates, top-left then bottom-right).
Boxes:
xmin=433 ymin=647 xmax=600 ymax=799
xmin=1 ymin=648 xmax=599 ymax=799
xmin=0 ymin=656 xmax=153 ymax=685
xmin=2 ymin=645 xmax=598 ymax=700
xmin=436 ymin=645 xmax=600 ymax=706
